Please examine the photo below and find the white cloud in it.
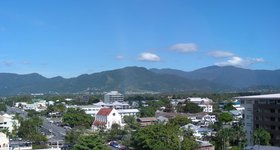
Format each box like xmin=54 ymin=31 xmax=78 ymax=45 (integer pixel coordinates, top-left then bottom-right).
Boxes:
xmin=116 ymin=55 xmax=124 ymax=60
xmin=2 ymin=60 xmax=13 ymax=66
xmin=252 ymin=58 xmax=265 ymax=63
xmin=138 ymin=52 xmax=160 ymax=62
xmin=208 ymin=50 xmax=234 ymax=58
xmin=215 ymin=56 xmax=265 ymax=67
xmin=169 ymin=43 xmax=197 ymax=53
xmin=22 ymin=60 xmax=31 ymax=65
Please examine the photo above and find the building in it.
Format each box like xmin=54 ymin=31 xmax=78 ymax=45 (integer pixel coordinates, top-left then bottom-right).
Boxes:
xmin=137 ymin=117 xmax=157 ymax=127
xmin=67 ymin=101 xmax=139 ymax=118
xmin=0 ymin=132 xmax=8 ymax=150
xmin=188 ymin=97 xmax=213 ymax=113
xmin=92 ymin=108 xmax=122 ymax=130
xmin=196 ymin=140 xmax=215 ymax=150
xmin=0 ymin=114 xmax=19 ymax=133
xmin=236 ymin=93 xmax=280 ymax=146
xmin=180 ymin=123 xmax=213 ymax=139
xmin=16 ymin=99 xmax=47 ymax=112
xmin=104 ymin=91 xmax=124 ymax=103
xmin=67 ymin=105 xmax=101 ymax=117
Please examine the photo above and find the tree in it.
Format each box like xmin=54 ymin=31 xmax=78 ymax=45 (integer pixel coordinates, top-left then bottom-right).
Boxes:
xmin=65 ymin=128 xmax=84 ymax=147
xmin=181 ymin=137 xmax=198 ymax=150
xmin=223 ymin=102 xmax=236 ymax=111
xmin=73 ymin=134 xmax=109 ymax=150
xmin=168 ymin=115 xmax=191 ymax=127
xmin=46 ymin=103 xmax=65 ymax=117
xmin=253 ymin=128 xmax=271 ymax=145
xmin=213 ymin=128 xmax=234 ymax=150
xmin=107 ymin=123 xmax=127 ymax=141
xmin=131 ymin=123 xmax=196 ymax=150
xmin=123 ymin=115 xmax=139 ymax=130
xmin=218 ymin=112 xmax=233 ymax=123
xmin=0 ymin=102 xmax=7 ymax=112
xmin=182 ymin=102 xmax=203 ymax=113
xmin=17 ymin=116 xmax=47 ymax=147
xmin=62 ymin=108 xmax=93 ymax=128
xmin=140 ymin=106 xmax=156 ymax=117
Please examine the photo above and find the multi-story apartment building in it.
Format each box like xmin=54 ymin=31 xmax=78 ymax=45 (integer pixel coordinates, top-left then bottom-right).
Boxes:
xmin=104 ymin=91 xmax=124 ymax=103
xmin=0 ymin=114 xmax=19 ymax=133
xmin=236 ymin=93 xmax=280 ymax=146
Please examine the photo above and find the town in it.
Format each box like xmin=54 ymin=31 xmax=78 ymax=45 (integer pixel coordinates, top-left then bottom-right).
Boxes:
xmin=1 ymin=91 xmax=280 ymax=150
xmin=1 ymin=0 xmax=280 ymax=150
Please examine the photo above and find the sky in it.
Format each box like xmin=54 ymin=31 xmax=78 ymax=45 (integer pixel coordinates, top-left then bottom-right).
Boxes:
xmin=1 ymin=0 xmax=280 ymax=78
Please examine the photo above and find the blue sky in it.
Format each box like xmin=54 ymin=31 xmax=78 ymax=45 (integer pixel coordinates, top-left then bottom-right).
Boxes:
xmin=1 ymin=0 xmax=280 ymax=78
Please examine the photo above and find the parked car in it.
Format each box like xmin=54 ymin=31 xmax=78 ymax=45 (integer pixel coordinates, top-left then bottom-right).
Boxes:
xmin=110 ymin=141 xmax=120 ymax=148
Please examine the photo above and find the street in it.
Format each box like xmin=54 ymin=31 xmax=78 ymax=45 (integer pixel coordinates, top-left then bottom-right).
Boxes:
xmin=6 ymin=106 xmax=66 ymax=144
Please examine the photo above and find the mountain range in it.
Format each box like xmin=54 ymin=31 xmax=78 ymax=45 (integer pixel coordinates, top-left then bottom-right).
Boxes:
xmin=0 ymin=66 xmax=280 ymax=96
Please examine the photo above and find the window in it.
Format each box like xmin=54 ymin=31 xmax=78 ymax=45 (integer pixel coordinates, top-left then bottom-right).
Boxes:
xmin=271 ymin=117 xmax=276 ymax=121
xmin=270 ymin=109 xmax=275 ymax=113
xmin=113 ymin=113 xmax=115 ymax=116
xmin=271 ymin=125 xmax=276 ymax=130
xmin=246 ymin=100 xmax=252 ymax=104
xmin=269 ymin=100 xmax=276 ymax=104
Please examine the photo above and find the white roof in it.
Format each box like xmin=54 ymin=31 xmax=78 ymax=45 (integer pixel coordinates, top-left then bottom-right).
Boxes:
xmin=93 ymin=102 xmax=106 ymax=106
xmin=111 ymin=101 xmax=129 ymax=106
xmin=117 ymin=109 xmax=139 ymax=113
xmin=105 ymin=91 xmax=122 ymax=95
xmin=236 ymin=93 xmax=280 ymax=99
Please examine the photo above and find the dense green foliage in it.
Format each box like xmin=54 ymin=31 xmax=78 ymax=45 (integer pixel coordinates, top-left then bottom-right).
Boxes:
xmin=223 ymin=102 xmax=236 ymax=111
xmin=62 ymin=108 xmax=93 ymax=128
xmin=0 ymin=102 xmax=6 ymax=112
xmin=73 ymin=134 xmax=109 ymax=150
xmin=17 ymin=116 xmax=47 ymax=146
xmin=253 ymin=128 xmax=271 ymax=145
xmin=123 ymin=115 xmax=140 ymax=130
xmin=65 ymin=128 xmax=84 ymax=146
xmin=168 ymin=115 xmax=191 ymax=127
xmin=131 ymin=123 xmax=197 ymax=150
xmin=139 ymin=99 xmax=169 ymax=117
xmin=211 ymin=123 xmax=246 ymax=150
xmin=218 ymin=112 xmax=233 ymax=123
xmin=177 ymin=102 xmax=203 ymax=113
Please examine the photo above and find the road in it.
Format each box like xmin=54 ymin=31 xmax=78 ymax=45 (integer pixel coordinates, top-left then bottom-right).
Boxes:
xmin=6 ymin=106 xmax=66 ymax=144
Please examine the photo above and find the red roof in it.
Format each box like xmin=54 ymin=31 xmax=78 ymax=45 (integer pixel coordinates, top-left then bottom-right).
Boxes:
xmin=96 ymin=108 xmax=113 ymax=116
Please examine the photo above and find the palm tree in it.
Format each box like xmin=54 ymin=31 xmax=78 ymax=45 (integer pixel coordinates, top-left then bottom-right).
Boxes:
xmin=253 ymin=128 xmax=270 ymax=145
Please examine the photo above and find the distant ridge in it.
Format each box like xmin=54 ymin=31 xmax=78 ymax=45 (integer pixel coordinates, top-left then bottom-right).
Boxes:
xmin=0 ymin=66 xmax=280 ymax=95
xmin=150 ymin=65 xmax=280 ymax=88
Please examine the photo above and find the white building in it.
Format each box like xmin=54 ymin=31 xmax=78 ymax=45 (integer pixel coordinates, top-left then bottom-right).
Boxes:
xmin=0 ymin=132 xmax=9 ymax=150
xmin=92 ymin=108 xmax=122 ymax=130
xmin=67 ymin=102 xmax=139 ymax=118
xmin=180 ymin=123 xmax=213 ymax=139
xmin=16 ymin=100 xmax=47 ymax=112
xmin=104 ymin=91 xmax=124 ymax=103
xmin=0 ymin=114 xmax=19 ymax=133
xmin=202 ymin=115 xmax=216 ymax=124
xmin=188 ymin=97 xmax=213 ymax=113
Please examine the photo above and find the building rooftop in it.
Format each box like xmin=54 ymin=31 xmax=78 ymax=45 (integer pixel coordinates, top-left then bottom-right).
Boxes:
xmin=105 ymin=91 xmax=123 ymax=95
xmin=137 ymin=117 xmax=157 ymax=122
xmin=236 ymin=93 xmax=280 ymax=99
xmin=96 ymin=108 xmax=113 ymax=116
